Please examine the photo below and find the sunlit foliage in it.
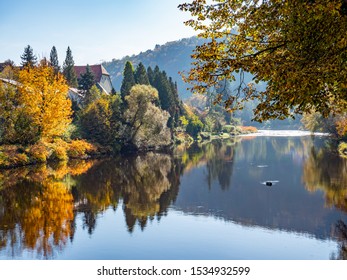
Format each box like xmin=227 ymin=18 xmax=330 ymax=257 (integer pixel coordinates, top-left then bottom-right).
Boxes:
xmin=18 ymin=61 xmax=72 ymax=141
xmin=124 ymin=85 xmax=171 ymax=150
xmin=303 ymin=147 xmax=347 ymax=212
xmin=179 ymin=0 xmax=347 ymax=121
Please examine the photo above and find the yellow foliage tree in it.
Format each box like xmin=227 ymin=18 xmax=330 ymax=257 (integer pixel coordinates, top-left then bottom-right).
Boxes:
xmin=179 ymin=0 xmax=347 ymax=121
xmin=18 ymin=62 xmax=72 ymax=141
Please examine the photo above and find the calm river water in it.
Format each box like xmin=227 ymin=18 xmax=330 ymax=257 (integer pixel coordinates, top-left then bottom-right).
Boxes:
xmin=0 ymin=131 xmax=346 ymax=259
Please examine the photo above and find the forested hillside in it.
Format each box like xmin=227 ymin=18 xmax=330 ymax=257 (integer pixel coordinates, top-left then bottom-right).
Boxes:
xmin=103 ymin=37 xmax=303 ymax=128
xmin=103 ymin=36 xmax=268 ymax=101
xmin=103 ymin=37 xmax=204 ymax=99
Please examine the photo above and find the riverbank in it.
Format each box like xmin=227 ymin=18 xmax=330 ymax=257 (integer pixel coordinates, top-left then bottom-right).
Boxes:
xmin=0 ymin=129 xmax=337 ymax=169
xmin=0 ymin=139 xmax=106 ymax=169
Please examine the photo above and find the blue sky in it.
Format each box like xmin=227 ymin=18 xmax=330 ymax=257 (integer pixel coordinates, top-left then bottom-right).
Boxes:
xmin=0 ymin=0 xmax=196 ymax=65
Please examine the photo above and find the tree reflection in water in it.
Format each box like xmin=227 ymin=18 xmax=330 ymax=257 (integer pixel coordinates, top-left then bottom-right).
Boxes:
xmin=0 ymin=161 xmax=93 ymax=259
xmin=0 ymin=154 xmax=180 ymax=257
xmin=302 ymin=144 xmax=347 ymax=259
xmin=332 ymin=220 xmax=347 ymax=260
xmin=72 ymin=152 xmax=179 ymax=233
xmin=177 ymin=139 xmax=239 ymax=190
xmin=1 ymin=138 xmax=347 ymax=259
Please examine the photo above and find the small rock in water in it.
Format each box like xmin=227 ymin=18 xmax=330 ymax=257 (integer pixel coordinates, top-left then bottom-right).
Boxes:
xmin=261 ymin=180 xmax=279 ymax=187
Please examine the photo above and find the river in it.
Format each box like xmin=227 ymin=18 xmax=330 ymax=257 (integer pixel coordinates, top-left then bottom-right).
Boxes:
xmin=0 ymin=131 xmax=346 ymax=259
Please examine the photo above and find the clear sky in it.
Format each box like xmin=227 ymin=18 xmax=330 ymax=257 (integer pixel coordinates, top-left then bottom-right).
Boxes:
xmin=0 ymin=0 xmax=196 ymax=65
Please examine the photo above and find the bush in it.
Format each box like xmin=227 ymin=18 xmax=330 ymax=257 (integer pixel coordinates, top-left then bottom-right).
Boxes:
xmin=0 ymin=145 xmax=30 ymax=167
xmin=51 ymin=145 xmax=68 ymax=161
xmin=67 ymin=140 xmax=96 ymax=159
xmin=27 ymin=141 xmax=49 ymax=163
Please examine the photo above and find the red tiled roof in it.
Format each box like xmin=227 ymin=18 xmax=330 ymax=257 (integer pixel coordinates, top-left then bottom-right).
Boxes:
xmin=74 ymin=64 xmax=110 ymax=82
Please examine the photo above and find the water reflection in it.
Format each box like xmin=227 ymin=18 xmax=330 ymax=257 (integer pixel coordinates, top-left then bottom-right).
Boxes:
xmin=178 ymin=139 xmax=239 ymax=190
xmin=71 ymin=153 xmax=179 ymax=233
xmin=0 ymin=135 xmax=347 ymax=259
xmin=0 ymin=162 xmax=93 ymax=259
xmin=303 ymin=144 xmax=347 ymax=212
xmin=301 ymin=142 xmax=347 ymax=260
xmin=333 ymin=220 xmax=347 ymax=260
xmin=174 ymin=136 xmax=347 ymax=257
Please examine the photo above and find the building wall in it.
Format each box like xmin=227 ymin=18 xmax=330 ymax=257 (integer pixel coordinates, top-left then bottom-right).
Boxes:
xmin=99 ymin=74 xmax=113 ymax=94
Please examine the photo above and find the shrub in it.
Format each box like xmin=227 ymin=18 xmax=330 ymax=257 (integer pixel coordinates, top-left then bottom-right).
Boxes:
xmin=0 ymin=145 xmax=29 ymax=167
xmin=27 ymin=141 xmax=48 ymax=163
xmin=67 ymin=140 xmax=96 ymax=159
xmin=51 ymin=145 xmax=68 ymax=161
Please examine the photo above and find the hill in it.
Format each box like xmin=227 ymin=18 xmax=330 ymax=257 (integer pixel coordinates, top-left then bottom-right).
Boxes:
xmin=103 ymin=36 xmax=268 ymax=100
xmin=103 ymin=37 xmax=204 ymax=100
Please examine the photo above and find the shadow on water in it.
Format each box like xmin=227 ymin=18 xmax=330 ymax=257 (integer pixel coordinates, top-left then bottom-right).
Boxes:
xmin=0 ymin=134 xmax=347 ymax=259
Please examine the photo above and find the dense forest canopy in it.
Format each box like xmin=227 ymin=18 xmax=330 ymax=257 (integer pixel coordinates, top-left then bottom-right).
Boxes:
xmin=179 ymin=0 xmax=347 ymax=121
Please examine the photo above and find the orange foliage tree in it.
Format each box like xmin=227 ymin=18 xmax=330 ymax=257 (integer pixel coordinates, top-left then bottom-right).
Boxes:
xmin=18 ymin=62 xmax=72 ymax=141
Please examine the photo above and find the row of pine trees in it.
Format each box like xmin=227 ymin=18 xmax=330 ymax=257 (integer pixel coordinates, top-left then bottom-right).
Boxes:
xmin=20 ymin=44 xmax=84 ymax=89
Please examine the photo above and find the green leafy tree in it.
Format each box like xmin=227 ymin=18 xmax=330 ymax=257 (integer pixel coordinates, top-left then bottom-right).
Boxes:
xmin=62 ymin=46 xmax=78 ymax=87
xmin=49 ymin=46 xmax=60 ymax=74
xmin=203 ymin=115 xmax=215 ymax=133
xmin=179 ymin=0 xmax=347 ymax=121
xmin=0 ymin=81 xmax=38 ymax=144
xmin=186 ymin=115 xmax=203 ymax=139
xmin=120 ymin=61 xmax=135 ymax=102
xmin=124 ymin=84 xmax=171 ymax=150
xmin=134 ymin=62 xmax=150 ymax=85
xmin=179 ymin=116 xmax=189 ymax=131
xmin=79 ymin=95 xmax=122 ymax=149
xmin=20 ymin=45 xmax=37 ymax=68
xmin=84 ymin=84 xmax=102 ymax=106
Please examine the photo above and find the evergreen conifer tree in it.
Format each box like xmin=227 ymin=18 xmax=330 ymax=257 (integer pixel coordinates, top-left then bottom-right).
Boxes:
xmin=147 ymin=66 xmax=155 ymax=85
xmin=20 ymin=45 xmax=37 ymax=67
xmin=134 ymin=62 xmax=149 ymax=85
xmin=120 ymin=61 xmax=135 ymax=101
xmin=154 ymin=70 xmax=175 ymax=113
xmin=78 ymin=64 xmax=95 ymax=92
xmin=49 ymin=46 xmax=60 ymax=74
xmin=62 ymin=46 xmax=78 ymax=87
